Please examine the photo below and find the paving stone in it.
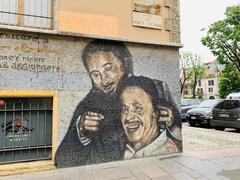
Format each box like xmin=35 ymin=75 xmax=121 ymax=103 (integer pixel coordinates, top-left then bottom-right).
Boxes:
xmin=154 ymin=161 xmax=183 ymax=174
xmin=151 ymin=175 xmax=177 ymax=180
xmin=207 ymin=159 xmax=225 ymax=170
xmin=1 ymin=151 xmax=240 ymax=180
xmin=187 ymin=171 xmax=202 ymax=179
xmin=140 ymin=164 xmax=168 ymax=178
xmin=134 ymin=173 xmax=151 ymax=180
xmin=112 ymin=167 xmax=133 ymax=179
xmin=120 ymin=177 xmax=138 ymax=180
xmin=127 ymin=165 xmax=142 ymax=175
xmin=179 ymin=166 xmax=193 ymax=174
xmin=202 ymin=172 xmax=228 ymax=180
xmin=171 ymin=172 xmax=195 ymax=180
xmin=99 ymin=168 xmax=117 ymax=180
xmin=222 ymin=162 xmax=240 ymax=171
xmin=196 ymin=177 xmax=210 ymax=180
xmin=188 ymin=147 xmax=240 ymax=160
xmin=219 ymin=169 xmax=240 ymax=180
xmin=219 ymin=157 xmax=235 ymax=163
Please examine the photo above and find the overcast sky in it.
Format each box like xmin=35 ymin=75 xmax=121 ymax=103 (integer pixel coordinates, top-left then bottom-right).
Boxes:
xmin=180 ymin=0 xmax=239 ymax=62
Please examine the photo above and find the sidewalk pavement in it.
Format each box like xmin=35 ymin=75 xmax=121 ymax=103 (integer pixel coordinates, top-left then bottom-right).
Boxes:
xmin=1 ymin=146 xmax=240 ymax=180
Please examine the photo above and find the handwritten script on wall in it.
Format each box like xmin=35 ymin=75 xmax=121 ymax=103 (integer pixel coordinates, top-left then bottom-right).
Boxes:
xmin=0 ymin=32 xmax=61 ymax=73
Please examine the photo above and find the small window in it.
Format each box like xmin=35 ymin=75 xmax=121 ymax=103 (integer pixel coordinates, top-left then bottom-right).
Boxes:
xmin=0 ymin=98 xmax=52 ymax=164
xmin=183 ymin=91 xmax=188 ymax=95
xmin=198 ymin=81 xmax=201 ymax=87
xmin=208 ymin=88 xmax=213 ymax=93
xmin=208 ymin=80 xmax=214 ymax=86
xmin=197 ymin=88 xmax=203 ymax=92
xmin=0 ymin=0 xmax=53 ymax=29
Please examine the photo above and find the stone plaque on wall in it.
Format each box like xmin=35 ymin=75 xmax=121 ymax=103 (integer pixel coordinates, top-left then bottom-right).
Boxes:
xmin=132 ymin=0 xmax=163 ymax=29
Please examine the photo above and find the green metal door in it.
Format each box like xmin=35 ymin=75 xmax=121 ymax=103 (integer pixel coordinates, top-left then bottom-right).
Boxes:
xmin=0 ymin=98 xmax=52 ymax=164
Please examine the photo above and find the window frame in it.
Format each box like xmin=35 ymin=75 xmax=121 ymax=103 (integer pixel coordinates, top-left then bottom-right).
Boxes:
xmin=208 ymin=80 xmax=214 ymax=86
xmin=198 ymin=80 xmax=201 ymax=87
xmin=0 ymin=90 xmax=58 ymax=167
xmin=0 ymin=0 xmax=55 ymax=30
xmin=208 ymin=87 xmax=213 ymax=93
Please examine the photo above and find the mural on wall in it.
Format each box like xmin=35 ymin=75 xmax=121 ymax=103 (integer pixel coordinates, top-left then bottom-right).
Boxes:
xmin=55 ymin=40 xmax=182 ymax=168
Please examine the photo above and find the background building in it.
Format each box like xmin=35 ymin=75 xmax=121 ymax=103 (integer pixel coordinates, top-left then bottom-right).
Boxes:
xmin=196 ymin=61 xmax=224 ymax=99
xmin=182 ymin=61 xmax=224 ymax=99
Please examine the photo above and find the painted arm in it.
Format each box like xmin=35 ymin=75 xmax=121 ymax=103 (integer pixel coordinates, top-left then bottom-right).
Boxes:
xmin=76 ymin=115 xmax=92 ymax=146
xmin=76 ymin=111 xmax=104 ymax=145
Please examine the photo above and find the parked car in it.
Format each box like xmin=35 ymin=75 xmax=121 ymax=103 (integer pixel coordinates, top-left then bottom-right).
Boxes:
xmin=186 ymin=99 xmax=222 ymax=127
xmin=211 ymin=99 xmax=240 ymax=131
xmin=226 ymin=92 xmax=240 ymax=100
xmin=181 ymin=99 xmax=201 ymax=121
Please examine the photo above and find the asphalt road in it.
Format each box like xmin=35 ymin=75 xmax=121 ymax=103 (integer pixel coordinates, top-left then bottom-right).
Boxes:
xmin=182 ymin=122 xmax=240 ymax=152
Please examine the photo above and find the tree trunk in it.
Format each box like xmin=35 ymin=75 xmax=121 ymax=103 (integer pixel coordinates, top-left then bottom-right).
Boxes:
xmin=192 ymin=76 xmax=197 ymax=98
xmin=180 ymin=79 xmax=186 ymax=94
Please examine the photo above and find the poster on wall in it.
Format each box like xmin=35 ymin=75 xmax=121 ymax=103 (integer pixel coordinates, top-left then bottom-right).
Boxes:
xmin=132 ymin=0 xmax=163 ymax=29
xmin=54 ymin=39 xmax=182 ymax=168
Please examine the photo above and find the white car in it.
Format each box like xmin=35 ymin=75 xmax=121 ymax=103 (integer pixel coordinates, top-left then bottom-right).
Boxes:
xmin=226 ymin=92 xmax=240 ymax=100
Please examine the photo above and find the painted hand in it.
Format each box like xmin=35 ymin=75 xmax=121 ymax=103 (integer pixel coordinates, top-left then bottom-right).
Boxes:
xmin=80 ymin=111 xmax=104 ymax=132
xmin=159 ymin=107 xmax=173 ymax=127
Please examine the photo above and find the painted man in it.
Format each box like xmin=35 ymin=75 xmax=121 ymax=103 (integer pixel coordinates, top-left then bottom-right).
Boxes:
xmin=55 ymin=40 xmax=181 ymax=168
xmin=55 ymin=40 xmax=132 ymax=167
xmin=119 ymin=76 xmax=180 ymax=159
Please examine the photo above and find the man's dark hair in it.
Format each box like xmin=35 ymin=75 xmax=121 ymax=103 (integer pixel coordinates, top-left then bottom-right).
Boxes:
xmin=82 ymin=39 xmax=133 ymax=77
xmin=118 ymin=76 xmax=160 ymax=114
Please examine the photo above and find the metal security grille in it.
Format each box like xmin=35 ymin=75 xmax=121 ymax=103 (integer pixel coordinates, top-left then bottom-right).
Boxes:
xmin=0 ymin=0 xmax=54 ymax=29
xmin=0 ymin=97 xmax=52 ymax=164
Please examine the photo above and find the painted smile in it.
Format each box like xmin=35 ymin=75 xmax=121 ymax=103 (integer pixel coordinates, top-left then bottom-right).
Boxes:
xmin=124 ymin=121 xmax=142 ymax=133
xmin=103 ymin=84 xmax=115 ymax=94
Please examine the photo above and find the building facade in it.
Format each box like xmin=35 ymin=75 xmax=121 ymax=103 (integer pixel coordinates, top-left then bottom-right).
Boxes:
xmin=0 ymin=0 xmax=182 ymax=175
xmin=182 ymin=61 xmax=224 ymax=99
xmin=196 ymin=61 xmax=224 ymax=99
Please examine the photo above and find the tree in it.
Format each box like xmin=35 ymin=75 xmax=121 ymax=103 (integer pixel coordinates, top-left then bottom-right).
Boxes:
xmin=219 ymin=64 xmax=240 ymax=98
xmin=201 ymin=5 xmax=240 ymax=72
xmin=180 ymin=52 xmax=205 ymax=98
xmin=196 ymin=90 xmax=204 ymax=99
xmin=180 ymin=52 xmax=192 ymax=95
xmin=189 ymin=55 xmax=205 ymax=98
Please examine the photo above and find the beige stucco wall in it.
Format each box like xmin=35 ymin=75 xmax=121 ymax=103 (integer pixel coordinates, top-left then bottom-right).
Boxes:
xmin=58 ymin=0 xmax=180 ymax=43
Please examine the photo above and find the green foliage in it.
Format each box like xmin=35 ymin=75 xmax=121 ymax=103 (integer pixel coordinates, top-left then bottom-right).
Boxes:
xmin=189 ymin=55 xmax=205 ymax=98
xmin=201 ymin=5 xmax=240 ymax=71
xmin=219 ymin=64 xmax=240 ymax=98
xmin=180 ymin=51 xmax=193 ymax=94
xmin=180 ymin=51 xmax=206 ymax=98
xmin=196 ymin=90 xmax=204 ymax=99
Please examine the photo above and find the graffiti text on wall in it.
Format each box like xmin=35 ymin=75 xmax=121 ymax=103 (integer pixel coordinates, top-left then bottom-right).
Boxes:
xmin=0 ymin=32 xmax=49 ymax=43
xmin=0 ymin=54 xmax=60 ymax=73
xmin=0 ymin=43 xmax=59 ymax=55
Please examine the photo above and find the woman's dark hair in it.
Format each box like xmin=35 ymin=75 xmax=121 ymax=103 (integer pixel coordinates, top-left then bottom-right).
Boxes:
xmin=118 ymin=76 xmax=160 ymax=114
xmin=82 ymin=39 xmax=133 ymax=77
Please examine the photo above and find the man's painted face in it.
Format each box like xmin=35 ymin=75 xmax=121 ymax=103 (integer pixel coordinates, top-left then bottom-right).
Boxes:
xmin=121 ymin=86 xmax=155 ymax=144
xmin=87 ymin=51 xmax=125 ymax=95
